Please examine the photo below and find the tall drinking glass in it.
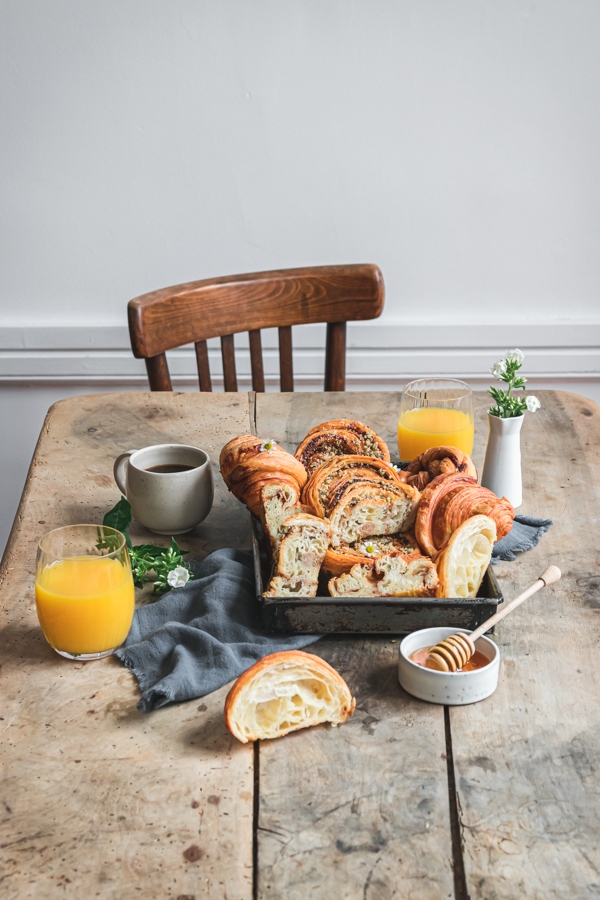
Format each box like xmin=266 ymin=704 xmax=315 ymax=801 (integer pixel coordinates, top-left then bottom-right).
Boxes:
xmin=35 ymin=525 xmax=135 ymax=660
xmin=397 ymin=378 xmax=474 ymax=461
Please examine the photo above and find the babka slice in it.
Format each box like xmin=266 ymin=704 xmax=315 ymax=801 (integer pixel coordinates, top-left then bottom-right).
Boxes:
xmin=263 ymin=513 xmax=332 ymax=598
xmin=328 ymin=481 xmax=420 ymax=548
xmin=328 ymin=551 xmax=438 ymax=597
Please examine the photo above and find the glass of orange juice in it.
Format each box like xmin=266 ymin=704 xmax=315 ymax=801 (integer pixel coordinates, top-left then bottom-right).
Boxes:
xmin=35 ymin=524 xmax=135 ymax=660
xmin=397 ymin=378 xmax=474 ymax=461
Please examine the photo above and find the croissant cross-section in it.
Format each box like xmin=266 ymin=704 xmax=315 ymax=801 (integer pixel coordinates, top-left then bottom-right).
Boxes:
xmin=225 ymin=651 xmax=356 ymax=743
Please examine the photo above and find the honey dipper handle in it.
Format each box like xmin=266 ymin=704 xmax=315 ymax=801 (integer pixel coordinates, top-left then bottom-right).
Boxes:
xmin=469 ymin=567 xmax=562 ymax=643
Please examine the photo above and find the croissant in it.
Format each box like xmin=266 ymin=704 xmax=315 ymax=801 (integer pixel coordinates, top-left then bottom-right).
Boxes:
xmin=302 ymin=455 xmax=404 ymax=518
xmin=323 ymin=533 xmax=420 ymax=577
xmin=329 ymin=481 xmax=420 ymax=549
xmin=220 ymin=435 xmax=308 ymax=516
xmin=224 ymin=650 xmax=356 ymax=743
xmin=296 ymin=419 xmax=390 ymax=475
xmin=328 ymin=552 xmax=438 ymax=597
xmin=406 ymin=446 xmax=478 ymax=491
xmin=436 ymin=515 xmax=496 ymax=598
xmin=415 ymin=473 xmax=513 ymax=559
xmin=263 ymin=513 xmax=332 ymax=597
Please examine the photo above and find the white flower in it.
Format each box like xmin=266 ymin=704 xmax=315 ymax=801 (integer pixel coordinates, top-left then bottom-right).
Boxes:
xmin=506 ymin=348 xmax=525 ymax=365
xmin=167 ymin=566 xmax=190 ymax=588
xmin=490 ymin=359 xmax=507 ymax=379
xmin=526 ymin=395 xmax=541 ymax=412
xmin=362 ymin=543 xmax=378 ymax=557
xmin=259 ymin=439 xmax=276 ymax=452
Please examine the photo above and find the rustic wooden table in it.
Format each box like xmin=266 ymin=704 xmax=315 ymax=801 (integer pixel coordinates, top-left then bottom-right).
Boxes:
xmin=1 ymin=389 xmax=599 ymax=900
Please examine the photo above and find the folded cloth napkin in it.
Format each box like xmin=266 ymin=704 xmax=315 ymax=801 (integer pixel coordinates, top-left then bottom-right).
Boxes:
xmin=491 ymin=514 xmax=553 ymax=563
xmin=115 ymin=548 xmax=321 ymax=712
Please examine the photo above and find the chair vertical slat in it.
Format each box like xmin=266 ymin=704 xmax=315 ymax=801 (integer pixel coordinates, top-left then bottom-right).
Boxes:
xmin=248 ymin=330 xmax=265 ymax=392
xmin=220 ymin=334 xmax=238 ymax=392
xmin=194 ymin=340 xmax=212 ymax=392
xmin=278 ymin=326 xmax=294 ymax=392
xmin=324 ymin=321 xmax=346 ymax=391
xmin=145 ymin=353 xmax=173 ymax=391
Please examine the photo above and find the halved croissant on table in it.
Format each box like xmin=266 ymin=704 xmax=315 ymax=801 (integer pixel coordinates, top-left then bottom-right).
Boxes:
xmin=416 ymin=473 xmax=514 ymax=559
xmin=328 ymin=551 xmax=439 ymax=597
xmin=436 ymin=515 xmax=496 ymax=598
xmin=302 ymin=455 xmax=405 ymax=518
xmin=329 ymin=481 xmax=420 ymax=548
xmin=296 ymin=419 xmax=390 ymax=475
xmin=406 ymin=446 xmax=478 ymax=491
xmin=264 ymin=513 xmax=332 ymax=597
xmin=225 ymin=650 xmax=356 ymax=743
xmin=323 ymin=532 xmax=420 ymax=576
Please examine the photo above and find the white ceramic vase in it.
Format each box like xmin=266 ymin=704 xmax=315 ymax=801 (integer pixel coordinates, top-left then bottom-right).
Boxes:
xmin=481 ymin=413 xmax=524 ymax=508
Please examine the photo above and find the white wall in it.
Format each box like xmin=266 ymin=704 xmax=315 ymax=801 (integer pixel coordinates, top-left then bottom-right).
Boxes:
xmin=1 ymin=1 xmax=600 ymax=551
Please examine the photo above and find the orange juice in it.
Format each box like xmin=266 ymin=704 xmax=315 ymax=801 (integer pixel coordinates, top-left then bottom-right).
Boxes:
xmin=397 ymin=407 xmax=474 ymax=460
xmin=35 ymin=556 xmax=134 ymax=655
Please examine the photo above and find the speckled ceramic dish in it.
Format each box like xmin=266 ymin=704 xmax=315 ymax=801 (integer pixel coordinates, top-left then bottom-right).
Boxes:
xmin=398 ymin=627 xmax=500 ymax=705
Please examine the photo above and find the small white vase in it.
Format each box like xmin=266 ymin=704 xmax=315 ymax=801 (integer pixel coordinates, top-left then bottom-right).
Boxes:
xmin=481 ymin=413 xmax=524 ymax=508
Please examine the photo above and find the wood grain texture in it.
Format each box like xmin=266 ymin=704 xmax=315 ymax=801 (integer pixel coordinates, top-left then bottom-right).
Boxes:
xmin=278 ymin=326 xmax=293 ymax=392
xmin=221 ymin=334 xmax=238 ymax=393
xmin=195 ymin=339 xmax=212 ymax=392
xmin=248 ymin=329 xmax=265 ymax=393
xmin=145 ymin=353 xmax=172 ymax=391
xmin=0 ymin=391 xmax=256 ymax=899
xmin=254 ymin=391 xmax=454 ymax=899
xmin=127 ymin=264 xmax=384 ymax=358
xmin=324 ymin=321 xmax=346 ymax=391
xmin=450 ymin=391 xmax=600 ymax=899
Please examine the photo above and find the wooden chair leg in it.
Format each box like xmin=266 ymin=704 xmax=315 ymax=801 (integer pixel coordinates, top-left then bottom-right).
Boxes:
xmin=248 ymin=330 xmax=265 ymax=392
xmin=278 ymin=326 xmax=294 ymax=392
xmin=324 ymin=322 xmax=346 ymax=391
xmin=145 ymin=353 xmax=173 ymax=391
xmin=221 ymin=334 xmax=238 ymax=392
xmin=195 ymin=340 xmax=212 ymax=392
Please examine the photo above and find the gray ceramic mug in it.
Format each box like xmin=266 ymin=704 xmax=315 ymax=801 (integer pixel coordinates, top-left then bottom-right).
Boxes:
xmin=113 ymin=444 xmax=214 ymax=535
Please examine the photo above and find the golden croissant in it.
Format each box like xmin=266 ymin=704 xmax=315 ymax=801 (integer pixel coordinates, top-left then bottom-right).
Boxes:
xmin=220 ymin=435 xmax=307 ymax=516
xmin=415 ymin=473 xmax=514 ymax=559
xmin=406 ymin=445 xmax=478 ymax=491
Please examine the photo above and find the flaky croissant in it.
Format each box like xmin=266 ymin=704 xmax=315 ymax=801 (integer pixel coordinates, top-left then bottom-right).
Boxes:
xmin=296 ymin=419 xmax=390 ymax=475
xmin=302 ymin=455 xmax=404 ymax=518
xmin=415 ymin=473 xmax=514 ymax=559
xmin=220 ymin=435 xmax=307 ymax=516
xmin=406 ymin=446 xmax=478 ymax=491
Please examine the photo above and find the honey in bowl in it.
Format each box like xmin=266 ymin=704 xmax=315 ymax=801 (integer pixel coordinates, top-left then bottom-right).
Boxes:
xmin=410 ymin=646 xmax=490 ymax=672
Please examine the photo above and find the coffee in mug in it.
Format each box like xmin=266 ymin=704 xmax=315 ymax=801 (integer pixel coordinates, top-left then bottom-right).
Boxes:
xmin=113 ymin=444 xmax=213 ymax=535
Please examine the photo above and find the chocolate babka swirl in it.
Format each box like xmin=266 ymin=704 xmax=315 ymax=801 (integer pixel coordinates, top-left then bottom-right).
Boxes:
xmin=296 ymin=419 xmax=390 ymax=476
xmin=302 ymin=455 xmax=403 ymax=518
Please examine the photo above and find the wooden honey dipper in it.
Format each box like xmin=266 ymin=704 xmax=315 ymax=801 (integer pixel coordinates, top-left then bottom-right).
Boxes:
xmin=425 ymin=566 xmax=562 ymax=672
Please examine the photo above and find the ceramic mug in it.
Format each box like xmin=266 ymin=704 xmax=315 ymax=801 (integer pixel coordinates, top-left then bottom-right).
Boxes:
xmin=113 ymin=444 xmax=214 ymax=535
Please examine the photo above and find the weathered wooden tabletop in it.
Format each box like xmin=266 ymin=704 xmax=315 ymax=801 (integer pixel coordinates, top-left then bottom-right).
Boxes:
xmin=1 ymin=389 xmax=598 ymax=900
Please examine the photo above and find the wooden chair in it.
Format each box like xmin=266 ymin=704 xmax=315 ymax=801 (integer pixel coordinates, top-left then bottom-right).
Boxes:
xmin=127 ymin=264 xmax=384 ymax=392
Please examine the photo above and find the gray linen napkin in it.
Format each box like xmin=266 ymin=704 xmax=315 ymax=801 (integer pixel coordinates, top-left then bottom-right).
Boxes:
xmin=491 ymin=515 xmax=553 ymax=563
xmin=115 ymin=548 xmax=321 ymax=712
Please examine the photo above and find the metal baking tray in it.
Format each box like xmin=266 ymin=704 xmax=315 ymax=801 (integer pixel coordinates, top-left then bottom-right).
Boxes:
xmin=251 ymin=516 xmax=504 ymax=635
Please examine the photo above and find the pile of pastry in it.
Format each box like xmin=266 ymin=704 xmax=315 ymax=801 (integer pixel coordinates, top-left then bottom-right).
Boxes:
xmin=219 ymin=421 xmax=515 ymax=599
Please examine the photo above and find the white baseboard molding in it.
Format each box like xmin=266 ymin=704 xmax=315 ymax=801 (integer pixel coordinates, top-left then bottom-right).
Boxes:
xmin=0 ymin=321 xmax=598 ymax=387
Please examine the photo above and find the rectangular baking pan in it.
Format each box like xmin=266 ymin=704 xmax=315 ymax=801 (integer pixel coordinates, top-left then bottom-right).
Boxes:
xmin=251 ymin=516 xmax=504 ymax=635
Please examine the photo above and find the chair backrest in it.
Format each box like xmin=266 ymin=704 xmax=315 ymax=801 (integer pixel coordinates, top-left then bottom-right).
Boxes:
xmin=127 ymin=264 xmax=384 ymax=392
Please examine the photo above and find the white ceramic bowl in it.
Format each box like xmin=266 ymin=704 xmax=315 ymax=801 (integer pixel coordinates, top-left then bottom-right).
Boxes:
xmin=398 ymin=627 xmax=500 ymax=705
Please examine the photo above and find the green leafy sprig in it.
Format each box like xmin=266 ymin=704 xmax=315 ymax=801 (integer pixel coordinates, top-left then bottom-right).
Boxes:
xmin=101 ymin=497 xmax=193 ymax=592
xmin=488 ymin=349 xmax=541 ymax=419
